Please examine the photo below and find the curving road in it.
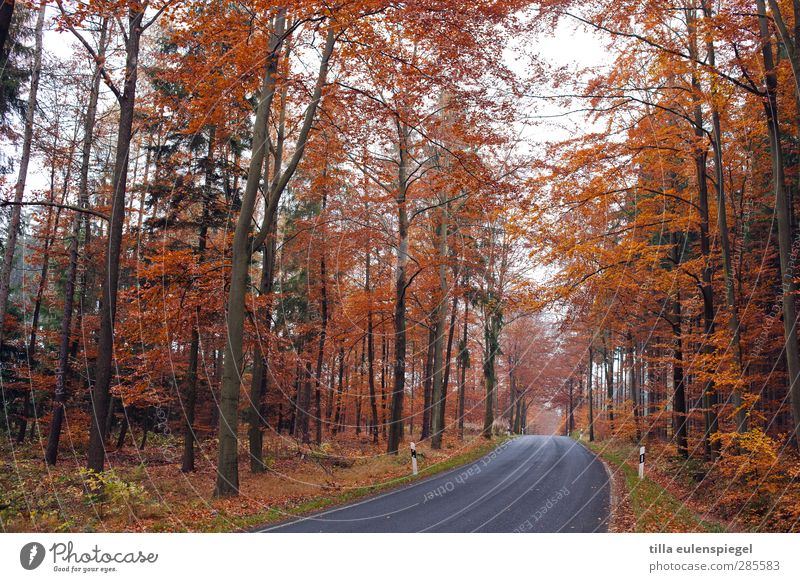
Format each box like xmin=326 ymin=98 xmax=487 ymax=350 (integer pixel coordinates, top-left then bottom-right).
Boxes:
xmin=260 ymin=435 xmax=610 ymax=533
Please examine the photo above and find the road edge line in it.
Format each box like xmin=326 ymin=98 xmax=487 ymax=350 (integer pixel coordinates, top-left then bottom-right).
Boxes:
xmin=576 ymin=438 xmax=617 ymax=532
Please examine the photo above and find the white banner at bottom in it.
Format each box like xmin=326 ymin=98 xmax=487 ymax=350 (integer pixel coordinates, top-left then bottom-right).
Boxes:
xmin=1 ymin=533 xmax=798 ymax=581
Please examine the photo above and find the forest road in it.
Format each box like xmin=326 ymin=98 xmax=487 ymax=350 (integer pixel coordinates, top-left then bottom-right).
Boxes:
xmin=259 ymin=435 xmax=610 ymax=533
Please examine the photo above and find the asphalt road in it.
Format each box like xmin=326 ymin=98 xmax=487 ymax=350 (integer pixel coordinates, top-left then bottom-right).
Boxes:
xmin=260 ymin=435 xmax=610 ymax=533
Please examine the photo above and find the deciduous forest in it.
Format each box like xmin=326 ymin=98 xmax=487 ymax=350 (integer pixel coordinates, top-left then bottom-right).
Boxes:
xmin=2 ymin=0 xmax=800 ymax=532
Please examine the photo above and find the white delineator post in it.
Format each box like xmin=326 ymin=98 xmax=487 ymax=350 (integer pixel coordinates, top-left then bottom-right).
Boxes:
xmin=639 ymin=445 xmax=645 ymax=480
xmin=411 ymin=442 xmax=418 ymax=476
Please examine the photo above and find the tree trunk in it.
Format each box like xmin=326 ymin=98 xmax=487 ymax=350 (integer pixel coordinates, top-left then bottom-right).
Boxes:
xmin=457 ymin=299 xmax=469 ymax=439
xmin=430 ymin=200 xmax=449 ymax=449
xmin=216 ymin=14 xmax=285 ymax=495
xmin=182 ymin=127 xmax=214 ymax=473
xmin=366 ymin=252 xmax=379 ymax=443
xmin=0 ymin=2 xmax=45 ymax=351
xmin=216 ymin=18 xmax=334 ymax=494
xmin=507 ymin=356 xmax=517 ymax=431
xmin=481 ymin=302 xmax=501 ymax=438
xmin=700 ymin=0 xmax=748 ymax=433
xmin=300 ymin=361 xmax=312 ymax=443
xmin=388 ymin=120 xmax=411 ymax=455
xmin=247 ymin=217 xmax=277 ymax=471
xmin=627 ymin=334 xmax=641 ymax=442
xmin=687 ymin=8 xmax=720 ymax=456
xmin=603 ymin=339 xmax=614 ymax=429
xmin=116 ymin=411 xmax=129 ymax=449
xmin=757 ymin=0 xmax=800 ymax=449
xmin=0 ymin=0 xmax=14 ymax=57
xmin=312 ymin=185 xmax=329 ymax=446
xmin=87 ymin=7 xmax=145 ymax=479
xmin=45 ymin=17 xmax=107 ymax=465
xmin=333 ymin=345 xmax=345 ymax=434
xmin=672 ymin=233 xmax=689 ymax=458
xmin=421 ymin=325 xmax=434 ymax=440
xmin=587 ymin=346 xmax=595 ymax=442
xmin=19 ymin=178 xmax=63 ymax=444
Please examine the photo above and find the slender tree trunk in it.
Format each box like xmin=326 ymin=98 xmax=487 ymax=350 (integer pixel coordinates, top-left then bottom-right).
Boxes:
xmin=672 ymin=233 xmax=689 ymax=458
xmin=603 ymin=339 xmax=614 ymax=429
xmin=313 ymin=202 xmax=329 ymax=446
xmin=355 ymin=345 xmax=363 ymax=436
xmin=248 ymin=216 xmax=277 ymax=471
xmin=757 ymin=0 xmax=800 ymax=449
xmin=388 ymin=121 xmax=411 ymax=455
xmin=366 ymin=252 xmax=379 ymax=443
xmin=217 ymin=14 xmax=285 ymax=494
xmin=481 ymin=302 xmax=501 ymax=438
xmin=216 ymin=19 xmax=334 ymax=494
xmin=457 ymin=299 xmax=469 ymax=439
xmin=182 ymin=128 xmax=214 ymax=472
xmin=440 ymin=293 xmax=458 ymax=427
xmin=46 ymin=18 xmax=107 ymax=465
xmin=333 ymin=345 xmax=345 ymax=434
xmin=0 ymin=0 xmax=14 ymax=57
xmin=87 ymin=8 xmax=145 ymax=478
xmin=19 ymin=183 xmax=63 ymax=444
xmin=627 ymin=334 xmax=641 ymax=442
xmin=116 ymin=411 xmax=128 ymax=449
xmin=139 ymin=411 xmax=149 ymax=451
xmin=421 ymin=325 xmax=434 ymax=439
xmin=0 ymin=3 xmax=45 ymax=351
xmin=587 ymin=346 xmax=595 ymax=441
xmin=381 ymin=334 xmax=388 ymax=438
xmin=687 ymin=8 xmax=720 ymax=456
xmin=300 ymin=361 xmax=312 ymax=443
xmin=507 ymin=356 xmax=517 ymax=431
xmin=567 ymin=379 xmax=574 ymax=435
xmin=430 ymin=201 xmax=449 ymax=449
xmin=249 ymin=75 xmax=289 ymax=467
xmin=700 ymin=0 xmax=748 ymax=433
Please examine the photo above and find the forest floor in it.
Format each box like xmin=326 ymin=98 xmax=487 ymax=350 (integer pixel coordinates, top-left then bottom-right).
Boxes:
xmin=0 ymin=429 xmax=508 ymax=532
xmin=585 ymin=438 xmax=728 ymax=532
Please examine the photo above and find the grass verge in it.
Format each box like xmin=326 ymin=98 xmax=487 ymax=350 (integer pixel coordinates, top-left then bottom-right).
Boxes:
xmin=583 ymin=439 xmax=726 ymax=532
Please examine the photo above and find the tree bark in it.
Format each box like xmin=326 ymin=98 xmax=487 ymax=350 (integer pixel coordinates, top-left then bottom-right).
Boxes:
xmin=700 ymin=0 xmax=748 ymax=433
xmin=757 ymin=0 xmax=800 ymax=449
xmin=587 ymin=346 xmax=595 ymax=442
xmin=672 ymin=233 xmax=689 ymax=459
xmin=182 ymin=127 xmax=215 ymax=473
xmin=0 ymin=2 xmax=45 ymax=351
xmin=457 ymin=299 xmax=469 ymax=439
xmin=421 ymin=324 xmax=434 ymax=440
xmin=0 ymin=0 xmax=14 ymax=58
xmin=366 ymin=251 xmax=379 ymax=443
xmin=45 ymin=17 xmax=107 ymax=465
xmin=216 ymin=19 xmax=334 ymax=494
xmin=388 ymin=120 xmax=411 ymax=454
xmin=687 ymin=7 xmax=720 ymax=457
xmin=87 ymin=6 xmax=145 ymax=478
xmin=603 ymin=338 xmax=614 ymax=429
xmin=430 ymin=198 xmax=449 ymax=449
xmin=481 ymin=301 xmax=501 ymax=438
